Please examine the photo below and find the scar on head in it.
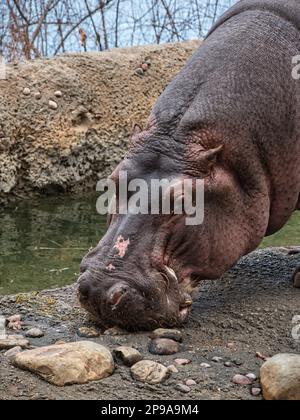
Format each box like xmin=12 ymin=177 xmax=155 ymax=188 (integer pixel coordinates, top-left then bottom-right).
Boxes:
xmin=114 ymin=236 xmax=130 ymax=258
xmin=106 ymin=264 xmax=116 ymax=271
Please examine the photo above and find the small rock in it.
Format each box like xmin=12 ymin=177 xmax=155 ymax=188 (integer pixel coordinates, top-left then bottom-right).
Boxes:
xmin=23 ymin=88 xmax=31 ymax=96
xmin=104 ymin=326 xmax=128 ymax=336
xmin=167 ymin=365 xmax=179 ymax=374
xmin=25 ymin=328 xmax=44 ymax=338
xmin=233 ymin=359 xmax=244 ymax=366
xmin=232 ymin=374 xmax=253 ymax=386
xmin=134 ymin=68 xmax=144 ymax=76
xmin=4 ymin=346 xmax=22 ymax=359
xmin=175 ymin=384 xmax=191 ymax=394
xmin=14 ymin=341 xmax=114 ymax=386
xmin=151 ymin=328 xmax=183 ymax=343
xmin=7 ymin=314 xmax=22 ymax=323
xmin=113 ymin=346 xmax=143 ymax=367
xmin=186 ymin=379 xmax=197 ymax=386
xmin=226 ymin=342 xmax=236 ymax=349
xmin=77 ymin=327 xmax=99 ymax=339
xmin=260 ymin=353 xmax=300 ymax=400
xmin=34 ymin=92 xmax=42 ymax=100
xmin=251 ymin=387 xmax=262 ymax=397
xmin=256 ymin=352 xmax=268 ymax=362
xmin=54 ymin=90 xmax=63 ymax=98
xmin=246 ymin=373 xmax=257 ymax=382
xmin=149 ymin=338 xmax=180 ymax=356
xmin=0 ymin=335 xmax=29 ymax=350
xmin=48 ymin=100 xmax=58 ymax=110
xmin=212 ymin=356 xmax=223 ymax=363
xmin=131 ymin=360 xmax=170 ymax=385
xmin=175 ymin=358 xmax=192 ymax=366
xmin=141 ymin=63 xmax=149 ymax=72
xmin=224 ymin=362 xmax=232 ymax=368
xmin=200 ymin=363 xmax=211 ymax=368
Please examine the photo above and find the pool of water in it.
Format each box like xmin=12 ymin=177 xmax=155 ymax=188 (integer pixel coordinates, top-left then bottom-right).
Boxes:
xmin=0 ymin=197 xmax=299 ymax=295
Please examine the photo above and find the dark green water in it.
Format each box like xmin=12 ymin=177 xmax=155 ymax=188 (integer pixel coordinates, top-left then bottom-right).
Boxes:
xmin=0 ymin=197 xmax=299 ymax=295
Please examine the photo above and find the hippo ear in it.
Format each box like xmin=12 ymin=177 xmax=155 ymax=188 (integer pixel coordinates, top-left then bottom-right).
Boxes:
xmin=199 ymin=145 xmax=223 ymax=172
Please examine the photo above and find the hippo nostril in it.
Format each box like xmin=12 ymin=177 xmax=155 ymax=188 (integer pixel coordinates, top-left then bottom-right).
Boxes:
xmin=107 ymin=283 xmax=129 ymax=307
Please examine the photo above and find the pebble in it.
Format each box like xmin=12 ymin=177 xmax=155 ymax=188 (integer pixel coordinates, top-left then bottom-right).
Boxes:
xmin=113 ymin=346 xmax=143 ymax=367
xmin=7 ymin=314 xmax=23 ymax=331
xmin=246 ymin=373 xmax=257 ymax=382
xmin=131 ymin=360 xmax=170 ymax=385
xmin=141 ymin=63 xmax=149 ymax=72
xmin=151 ymin=328 xmax=182 ymax=343
xmin=13 ymin=341 xmax=114 ymax=386
xmin=200 ymin=363 xmax=211 ymax=368
xmin=233 ymin=359 xmax=244 ymax=366
xmin=0 ymin=334 xmax=29 ymax=350
xmin=232 ymin=374 xmax=253 ymax=386
xmin=224 ymin=362 xmax=233 ymax=368
xmin=23 ymin=88 xmax=31 ymax=96
xmin=251 ymin=387 xmax=262 ymax=397
xmin=7 ymin=314 xmax=22 ymax=323
xmin=48 ymin=100 xmax=58 ymax=110
xmin=34 ymin=92 xmax=42 ymax=100
xmin=54 ymin=90 xmax=63 ymax=98
xmin=175 ymin=384 xmax=191 ymax=394
xmin=76 ymin=327 xmax=99 ymax=338
xmin=25 ymin=328 xmax=44 ymax=338
xmin=185 ymin=379 xmax=197 ymax=386
xmin=212 ymin=356 xmax=223 ymax=363
xmin=135 ymin=68 xmax=144 ymax=76
xmin=175 ymin=358 xmax=192 ymax=366
xmin=149 ymin=338 xmax=180 ymax=356
xmin=167 ymin=365 xmax=179 ymax=374
xmin=104 ymin=326 xmax=128 ymax=336
xmin=4 ymin=346 xmax=22 ymax=359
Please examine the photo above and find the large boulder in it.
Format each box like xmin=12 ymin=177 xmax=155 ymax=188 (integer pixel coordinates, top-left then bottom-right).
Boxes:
xmin=0 ymin=41 xmax=201 ymax=205
xmin=260 ymin=354 xmax=300 ymax=400
xmin=13 ymin=341 xmax=114 ymax=386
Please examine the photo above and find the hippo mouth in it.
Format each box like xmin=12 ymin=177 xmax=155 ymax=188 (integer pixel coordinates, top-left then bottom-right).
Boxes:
xmin=77 ymin=264 xmax=194 ymax=330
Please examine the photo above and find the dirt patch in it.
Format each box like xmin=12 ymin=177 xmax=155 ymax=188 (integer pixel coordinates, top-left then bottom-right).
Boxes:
xmin=0 ymin=248 xmax=299 ymax=400
xmin=0 ymin=41 xmax=201 ymax=206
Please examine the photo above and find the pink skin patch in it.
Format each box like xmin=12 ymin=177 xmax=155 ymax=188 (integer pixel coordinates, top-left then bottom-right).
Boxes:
xmin=106 ymin=264 xmax=116 ymax=271
xmin=114 ymin=236 xmax=130 ymax=258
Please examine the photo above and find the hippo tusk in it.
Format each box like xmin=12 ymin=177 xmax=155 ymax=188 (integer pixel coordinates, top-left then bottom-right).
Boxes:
xmin=164 ymin=266 xmax=178 ymax=283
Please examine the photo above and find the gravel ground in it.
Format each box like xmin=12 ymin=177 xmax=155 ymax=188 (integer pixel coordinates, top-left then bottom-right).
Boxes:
xmin=0 ymin=248 xmax=299 ymax=400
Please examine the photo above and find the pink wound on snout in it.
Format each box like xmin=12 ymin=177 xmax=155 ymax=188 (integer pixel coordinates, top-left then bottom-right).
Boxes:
xmin=113 ymin=236 xmax=130 ymax=258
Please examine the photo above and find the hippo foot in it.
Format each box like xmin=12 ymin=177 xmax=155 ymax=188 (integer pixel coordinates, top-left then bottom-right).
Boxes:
xmin=293 ymin=267 xmax=300 ymax=289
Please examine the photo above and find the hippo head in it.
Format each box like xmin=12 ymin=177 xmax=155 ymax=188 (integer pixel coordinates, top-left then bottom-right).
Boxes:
xmin=77 ymin=127 xmax=239 ymax=331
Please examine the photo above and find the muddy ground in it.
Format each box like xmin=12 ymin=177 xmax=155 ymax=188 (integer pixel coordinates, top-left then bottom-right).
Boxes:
xmin=0 ymin=248 xmax=299 ymax=400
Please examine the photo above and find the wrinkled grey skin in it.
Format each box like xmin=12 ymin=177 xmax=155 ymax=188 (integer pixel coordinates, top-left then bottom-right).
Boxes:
xmin=78 ymin=0 xmax=300 ymax=331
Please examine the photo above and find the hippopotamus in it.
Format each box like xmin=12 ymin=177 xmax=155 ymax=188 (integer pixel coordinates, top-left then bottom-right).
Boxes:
xmin=78 ymin=0 xmax=300 ymax=331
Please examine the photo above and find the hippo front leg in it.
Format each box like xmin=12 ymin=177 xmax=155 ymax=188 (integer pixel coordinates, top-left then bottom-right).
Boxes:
xmin=293 ymin=267 xmax=300 ymax=289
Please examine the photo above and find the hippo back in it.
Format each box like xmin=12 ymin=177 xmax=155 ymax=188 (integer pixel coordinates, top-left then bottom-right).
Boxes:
xmin=207 ymin=0 xmax=300 ymax=37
